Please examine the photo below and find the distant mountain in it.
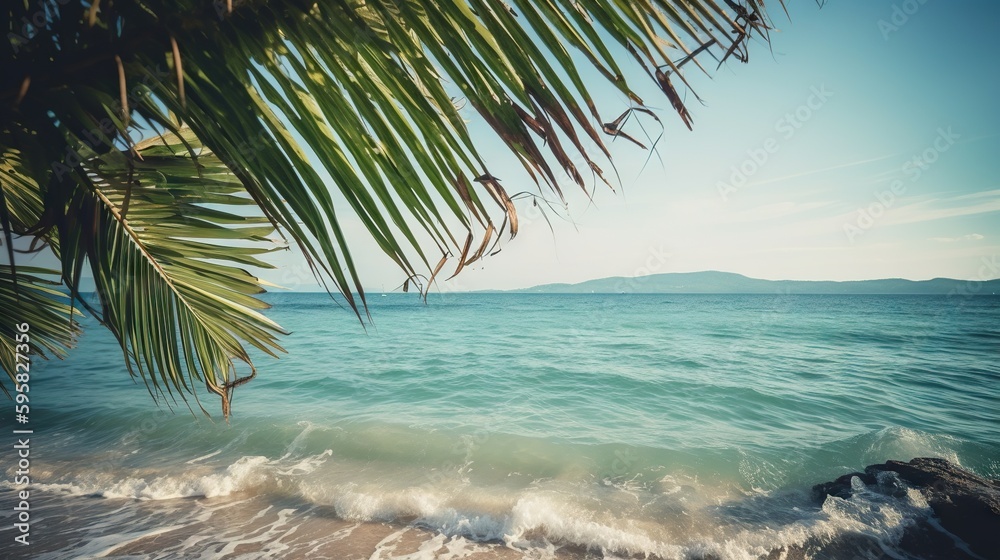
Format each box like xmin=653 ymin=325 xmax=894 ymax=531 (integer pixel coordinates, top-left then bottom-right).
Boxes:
xmin=508 ymin=271 xmax=1000 ymax=295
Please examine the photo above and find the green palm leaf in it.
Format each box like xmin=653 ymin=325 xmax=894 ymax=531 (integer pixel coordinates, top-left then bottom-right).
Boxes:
xmin=55 ymin=130 xmax=285 ymax=416
xmin=0 ymin=266 xmax=81 ymax=398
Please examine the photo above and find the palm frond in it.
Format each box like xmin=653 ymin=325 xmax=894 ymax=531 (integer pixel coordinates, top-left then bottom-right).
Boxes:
xmin=0 ymin=266 xmax=81 ymax=398
xmin=55 ymin=129 xmax=285 ymax=417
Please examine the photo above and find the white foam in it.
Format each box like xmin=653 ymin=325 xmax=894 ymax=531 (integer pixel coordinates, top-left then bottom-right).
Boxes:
xmin=507 ymin=495 xmax=684 ymax=558
xmin=300 ymin=471 xmax=947 ymax=560
xmin=185 ymin=450 xmax=222 ymax=464
xmin=27 ymin=474 xmax=943 ymax=560
xmin=280 ymin=420 xmax=323 ymax=460
xmin=865 ymin=426 xmax=963 ymax=467
xmin=369 ymin=529 xmax=494 ymax=560
xmin=90 ymin=525 xmax=188 ymax=558
xmin=23 ymin=440 xmax=955 ymax=559
xmin=211 ymin=507 xmax=298 ymax=557
xmin=100 ymin=455 xmax=271 ymax=500
xmin=29 ymin=451 xmax=331 ymax=501
xmin=277 ymin=449 xmax=333 ymax=476
xmin=332 ymin=486 xmax=447 ymax=522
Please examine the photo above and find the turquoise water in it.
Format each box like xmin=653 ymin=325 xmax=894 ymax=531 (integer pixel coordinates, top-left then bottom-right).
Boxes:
xmin=3 ymin=293 xmax=999 ymax=558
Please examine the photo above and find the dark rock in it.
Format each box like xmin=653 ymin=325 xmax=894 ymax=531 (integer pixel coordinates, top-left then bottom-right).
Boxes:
xmin=810 ymin=471 xmax=875 ymax=501
xmin=813 ymin=457 xmax=1000 ymax=560
xmin=875 ymin=458 xmax=1000 ymax=559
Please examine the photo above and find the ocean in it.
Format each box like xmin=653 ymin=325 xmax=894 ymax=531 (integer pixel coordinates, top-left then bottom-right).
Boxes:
xmin=2 ymin=293 xmax=999 ymax=559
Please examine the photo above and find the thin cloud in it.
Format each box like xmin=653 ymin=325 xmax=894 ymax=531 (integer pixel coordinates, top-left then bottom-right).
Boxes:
xmin=744 ymin=153 xmax=901 ymax=189
xmin=930 ymin=233 xmax=985 ymax=243
xmin=884 ymin=193 xmax=1000 ymax=227
xmin=729 ymin=200 xmax=834 ymax=223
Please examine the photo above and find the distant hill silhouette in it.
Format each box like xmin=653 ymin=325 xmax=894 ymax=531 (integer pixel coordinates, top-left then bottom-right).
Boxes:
xmin=507 ymin=271 xmax=1000 ymax=295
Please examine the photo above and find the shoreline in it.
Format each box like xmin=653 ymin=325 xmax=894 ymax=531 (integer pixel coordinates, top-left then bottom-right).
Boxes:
xmin=6 ymin=457 xmax=997 ymax=559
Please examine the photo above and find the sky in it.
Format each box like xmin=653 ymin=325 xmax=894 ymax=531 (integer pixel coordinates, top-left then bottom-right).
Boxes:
xmin=259 ymin=0 xmax=1000 ymax=292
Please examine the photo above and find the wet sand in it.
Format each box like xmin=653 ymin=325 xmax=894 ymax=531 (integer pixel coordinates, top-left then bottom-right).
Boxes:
xmin=7 ymin=490 xmax=587 ymax=559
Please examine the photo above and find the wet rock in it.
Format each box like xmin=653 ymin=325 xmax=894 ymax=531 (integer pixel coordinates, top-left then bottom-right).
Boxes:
xmin=812 ymin=457 xmax=1000 ymax=560
xmin=810 ymin=470 xmax=876 ymax=501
